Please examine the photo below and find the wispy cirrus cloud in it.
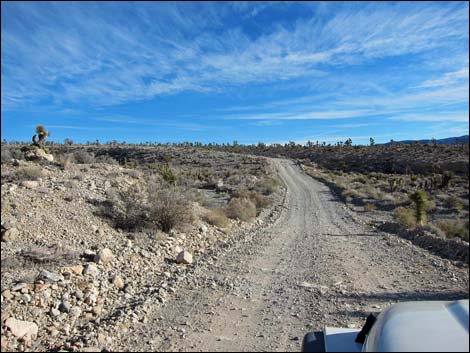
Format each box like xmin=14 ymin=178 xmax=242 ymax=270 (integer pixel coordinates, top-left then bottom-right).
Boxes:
xmin=2 ymin=1 xmax=469 ymax=110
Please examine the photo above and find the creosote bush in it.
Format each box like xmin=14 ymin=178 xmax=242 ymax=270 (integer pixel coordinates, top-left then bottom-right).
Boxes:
xmin=73 ymin=150 xmax=95 ymax=164
xmin=100 ymin=177 xmax=193 ymax=233
xmin=15 ymin=165 xmax=44 ymax=180
xmin=148 ymin=187 xmax=194 ymax=232
xmin=225 ymin=197 xmax=256 ymax=221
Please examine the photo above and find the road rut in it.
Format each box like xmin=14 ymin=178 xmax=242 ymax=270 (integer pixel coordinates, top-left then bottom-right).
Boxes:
xmin=113 ymin=159 xmax=469 ymax=352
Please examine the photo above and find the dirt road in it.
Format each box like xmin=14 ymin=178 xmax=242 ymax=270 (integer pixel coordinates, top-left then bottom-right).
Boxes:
xmin=113 ymin=159 xmax=468 ymax=352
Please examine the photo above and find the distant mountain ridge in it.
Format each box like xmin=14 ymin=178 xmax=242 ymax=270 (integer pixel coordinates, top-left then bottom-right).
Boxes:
xmin=385 ymin=135 xmax=469 ymax=145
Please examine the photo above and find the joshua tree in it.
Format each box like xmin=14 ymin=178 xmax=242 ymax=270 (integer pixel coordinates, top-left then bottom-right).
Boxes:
xmin=31 ymin=125 xmax=49 ymax=148
xmin=370 ymin=137 xmax=375 ymax=146
xmin=440 ymin=171 xmax=454 ymax=189
xmin=410 ymin=190 xmax=427 ymax=226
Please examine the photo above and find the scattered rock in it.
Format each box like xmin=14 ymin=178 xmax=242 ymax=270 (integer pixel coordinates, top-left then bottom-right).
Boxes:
xmin=10 ymin=283 xmax=27 ymax=292
xmin=19 ymin=180 xmax=39 ymax=189
xmin=176 ymin=251 xmax=193 ymax=265
xmin=59 ymin=301 xmax=71 ymax=313
xmin=50 ymin=308 xmax=60 ymax=317
xmin=199 ymin=224 xmax=208 ymax=234
xmin=2 ymin=289 xmax=13 ymax=300
xmin=112 ymin=275 xmax=125 ymax=289
xmin=36 ymin=270 xmax=64 ymax=283
xmin=24 ymin=148 xmax=53 ymax=162
xmin=69 ymin=306 xmax=82 ymax=318
xmin=4 ymin=318 xmax=38 ymax=342
xmin=1 ymin=227 xmax=19 ymax=242
xmin=83 ymin=263 xmax=99 ymax=276
xmin=94 ymin=248 xmax=114 ymax=264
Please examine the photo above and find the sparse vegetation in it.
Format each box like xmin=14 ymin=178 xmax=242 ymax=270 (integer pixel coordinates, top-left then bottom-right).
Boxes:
xmin=15 ymin=165 xmax=44 ymax=180
xmin=225 ymin=197 xmax=257 ymax=221
xmin=394 ymin=207 xmax=416 ymax=229
xmin=410 ymin=190 xmax=427 ymax=226
xmin=203 ymin=208 xmax=230 ymax=228
xmin=364 ymin=203 xmax=376 ymax=212
xmin=437 ymin=219 xmax=469 ymax=242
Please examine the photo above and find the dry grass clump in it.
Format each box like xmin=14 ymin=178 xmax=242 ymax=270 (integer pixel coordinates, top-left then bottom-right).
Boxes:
xmin=15 ymin=165 xmax=44 ymax=180
xmin=95 ymin=154 xmax=119 ymax=165
xmin=55 ymin=153 xmax=73 ymax=170
xmin=443 ymin=195 xmax=464 ymax=211
xmin=364 ymin=203 xmax=377 ymax=212
xmin=436 ymin=220 xmax=469 ymax=242
xmin=393 ymin=207 xmax=416 ymax=229
xmin=255 ymin=177 xmax=280 ymax=195
xmin=225 ymin=197 xmax=256 ymax=221
xmin=232 ymin=189 xmax=271 ymax=213
xmin=203 ymin=208 xmax=230 ymax=228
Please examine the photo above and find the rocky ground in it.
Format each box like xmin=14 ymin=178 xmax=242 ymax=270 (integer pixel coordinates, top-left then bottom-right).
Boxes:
xmin=0 ymin=152 xmax=282 ymax=352
xmin=1 ymin=157 xmax=468 ymax=352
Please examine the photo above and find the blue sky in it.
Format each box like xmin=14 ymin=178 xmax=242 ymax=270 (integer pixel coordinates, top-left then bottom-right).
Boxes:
xmin=1 ymin=1 xmax=469 ymax=145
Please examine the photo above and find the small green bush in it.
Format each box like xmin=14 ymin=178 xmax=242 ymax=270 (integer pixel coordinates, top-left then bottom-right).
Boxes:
xmin=158 ymin=163 xmax=177 ymax=184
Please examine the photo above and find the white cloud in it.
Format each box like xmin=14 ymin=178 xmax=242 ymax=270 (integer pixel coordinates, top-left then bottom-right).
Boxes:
xmin=2 ymin=2 xmax=468 ymax=109
xmin=388 ymin=112 xmax=469 ymax=122
xmin=417 ymin=68 xmax=469 ymax=88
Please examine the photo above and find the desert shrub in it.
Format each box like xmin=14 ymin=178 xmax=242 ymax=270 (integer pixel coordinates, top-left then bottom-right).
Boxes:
xmin=125 ymin=169 xmax=142 ymax=179
xmin=55 ymin=153 xmax=73 ymax=170
xmin=364 ymin=203 xmax=376 ymax=212
xmin=203 ymin=209 xmax=230 ymax=228
xmin=423 ymin=223 xmax=446 ymax=238
xmin=148 ymin=187 xmax=194 ymax=232
xmin=1 ymin=147 xmax=12 ymax=163
xmin=249 ymin=191 xmax=271 ymax=211
xmin=352 ymin=175 xmax=367 ymax=184
xmin=158 ymin=163 xmax=177 ymax=184
xmin=443 ymin=196 xmax=464 ymax=211
xmin=225 ymin=197 xmax=256 ymax=221
xmin=440 ymin=171 xmax=454 ymax=189
xmin=99 ymin=179 xmax=193 ymax=232
xmin=15 ymin=166 xmax=43 ymax=180
xmin=388 ymin=177 xmax=402 ymax=192
xmin=363 ymin=186 xmax=383 ymax=200
xmin=425 ymin=199 xmax=437 ymax=212
xmin=436 ymin=220 xmax=469 ymax=242
xmin=256 ymin=177 xmax=280 ymax=195
xmin=394 ymin=207 xmax=416 ymax=229
xmin=95 ymin=154 xmax=119 ymax=165
xmin=73 ymin=150 xmax=95 ymax=164
xmin=410 ymin=190 xmax=427 ymax=226
xmin=232 ymin=189 xmax=271 ymax=212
